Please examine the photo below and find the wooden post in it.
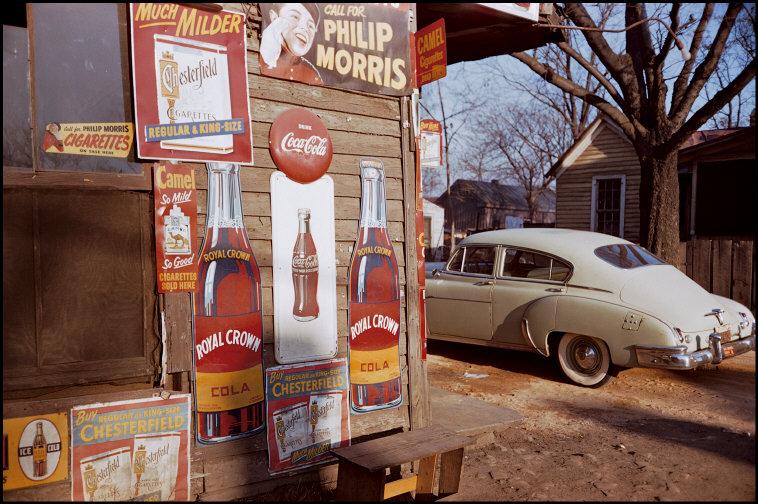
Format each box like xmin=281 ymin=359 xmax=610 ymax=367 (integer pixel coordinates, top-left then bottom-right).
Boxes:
xmin=401 ymin=93 xmax=431 ymax=431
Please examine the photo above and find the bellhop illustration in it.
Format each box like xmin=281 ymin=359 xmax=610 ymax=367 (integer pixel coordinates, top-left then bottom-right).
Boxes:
xmin=269 ymin=107 xmax=338 ymax=364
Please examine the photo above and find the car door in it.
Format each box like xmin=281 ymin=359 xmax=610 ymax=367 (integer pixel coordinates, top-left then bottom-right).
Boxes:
xmin=491 ymin=247 xmax=570 ymax=346
xmin=426 ymin=244 xmax=497 ymax=341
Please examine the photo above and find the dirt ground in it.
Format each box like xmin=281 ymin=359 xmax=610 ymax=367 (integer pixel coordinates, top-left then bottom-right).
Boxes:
xmin=428 ymin=340 xmax=756 ymax=502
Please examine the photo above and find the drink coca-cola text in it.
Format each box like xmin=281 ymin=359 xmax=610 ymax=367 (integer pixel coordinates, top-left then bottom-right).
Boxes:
xmin=280 ymin=133 xmax=329 ymax=156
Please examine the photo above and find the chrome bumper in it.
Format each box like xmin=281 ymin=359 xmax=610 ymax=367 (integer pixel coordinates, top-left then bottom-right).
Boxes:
xmin=635 ymin=333 xmax=756 ymax=370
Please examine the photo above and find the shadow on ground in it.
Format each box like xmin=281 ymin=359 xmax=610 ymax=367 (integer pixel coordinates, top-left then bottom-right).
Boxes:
xmin=427 ymin=339 xmax=565 ymax=384
xmin=545 ymin=398 xmax=755 ymax=466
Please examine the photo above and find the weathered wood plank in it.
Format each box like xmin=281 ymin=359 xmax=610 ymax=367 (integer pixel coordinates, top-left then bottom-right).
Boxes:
xmin=250 ymin=97 xmax=401 ymax=137
xmin=692 ymin=239 xmax=712 ymax=291
xmin=249 ymin=74 xmax=401 ymax=120
xmin=731 ymin=240 xmax=753 ymax=310
xmin=711 ymin=240 xmax=732 ymax=298
xmin=164 ymin=292 xmax=193 ymax=374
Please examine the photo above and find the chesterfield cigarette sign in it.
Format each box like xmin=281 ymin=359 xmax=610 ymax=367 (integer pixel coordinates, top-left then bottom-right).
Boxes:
xmin=130 ymin=3 xmax=253 ymax=163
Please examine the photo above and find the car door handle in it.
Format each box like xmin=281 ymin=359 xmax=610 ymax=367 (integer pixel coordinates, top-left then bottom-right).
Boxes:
xmin=546 ymin=287 xmax=565 ymax=293
xmin=474 ymin=280 xmax=494 ymax=286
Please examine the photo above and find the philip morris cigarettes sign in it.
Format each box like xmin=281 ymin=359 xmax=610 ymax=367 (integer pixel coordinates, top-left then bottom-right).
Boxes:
xmin=153 ymin=162 xmax=198 ymax=293
xmin=265 ymin=359 xmax=350 ymax=474
xmin=130 ymin=3 xmax=253 ymax=163
xmin=3 ymin=413 xmax=69 ymax=491
xmin=413 ymin=18 xmax=446 ymax=87
xmin=70 ymin=395 xmax=191 ymax=501
xmin=42 ymin=123 xmax=134 ymax=158
xmin=259 ymin=3 xmax=413 ymax=96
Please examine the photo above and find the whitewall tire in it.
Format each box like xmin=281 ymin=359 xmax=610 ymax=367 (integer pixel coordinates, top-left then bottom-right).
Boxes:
xmin=557 ymin=333 xmax=613 ymax=387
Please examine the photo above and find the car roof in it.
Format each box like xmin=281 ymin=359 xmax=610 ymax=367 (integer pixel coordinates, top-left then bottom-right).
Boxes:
xmin=459 ymin=228 xmax=633 ymax=264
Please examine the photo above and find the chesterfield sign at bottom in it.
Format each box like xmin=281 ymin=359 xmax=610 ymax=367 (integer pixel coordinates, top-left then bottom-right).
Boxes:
xmin=2 ymin=412 xmax=69 ymax=491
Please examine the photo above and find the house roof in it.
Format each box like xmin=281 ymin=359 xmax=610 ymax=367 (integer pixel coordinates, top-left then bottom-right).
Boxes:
xmin=548 ymin=117 xmax=755 ymax=181
xmin=436 ymin=179 xmax=556 ymax=212
xmin=678 ymin=126 xmax=755 ymax=163
xmin=545 ymin=116 xmax=631 ymax=181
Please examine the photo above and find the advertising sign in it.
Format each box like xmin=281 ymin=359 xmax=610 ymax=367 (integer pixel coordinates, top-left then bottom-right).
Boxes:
xmin=70 ymin=395 xmax=191 ymax=501
xmin=269 ymin=108 xmax=333 ymax=184
xmin=478 ymin=3 xmax=540 ymax=22
xmin=420 ymin=119 xmax=443 ymax=167
xmin=3 ymin=413 xmax=68 ymax=492
xmin=130 ymin=3 xmax=253 ymax=163
xmin=42 ymin=122 xmax=133 ymax=158
xmin=348 ymin=159 xmax=403 ymax=413
xmin=265 ymin=359 xmax=350 ymax=474
xmin=259 ymin=3 xmax=413 ymax=96
xmin=413 ymin=18 xmax=446 ymax=87
xmin=271 ymin=172 xmax=338 ymax=364
xmin=193 ymin=163 xmax=265 ymax=444
xmin=154 ymin=162 xmax=198 ymax=293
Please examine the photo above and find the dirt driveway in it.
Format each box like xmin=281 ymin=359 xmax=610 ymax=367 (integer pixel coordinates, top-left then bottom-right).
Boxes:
xmin=428 ymin=340 xmax=756 ymax=501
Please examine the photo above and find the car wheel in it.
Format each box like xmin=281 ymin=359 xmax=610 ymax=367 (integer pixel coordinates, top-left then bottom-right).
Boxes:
xmin=557 ymin=333 xmax=613 ymax=387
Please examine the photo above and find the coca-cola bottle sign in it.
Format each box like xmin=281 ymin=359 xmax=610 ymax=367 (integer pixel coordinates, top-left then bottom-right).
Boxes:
xmin=269 ymin=108 xmax=333 ymax=184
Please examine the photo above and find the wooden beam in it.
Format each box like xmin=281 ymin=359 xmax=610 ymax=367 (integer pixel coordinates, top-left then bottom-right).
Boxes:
xmin=383 ymin=476 xmax=418 ymax=500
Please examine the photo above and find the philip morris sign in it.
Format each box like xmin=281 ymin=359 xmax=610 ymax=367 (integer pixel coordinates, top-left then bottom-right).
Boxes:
xmin=130 ymin=3 xmax=253 ymax=163
xmin=259 ymin=3 xmax=413 ymax=96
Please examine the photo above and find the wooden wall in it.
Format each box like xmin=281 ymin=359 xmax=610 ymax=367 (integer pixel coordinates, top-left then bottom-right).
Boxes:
xmin=676 ymin=239 xmax=756 ymax=313
xmin=3 ymin=3 xmax=428 ymax=501
xmin=555 ymin=123 xmax=641 ymax=243
xmin=165 ymin=3 xmax=426 ymax=500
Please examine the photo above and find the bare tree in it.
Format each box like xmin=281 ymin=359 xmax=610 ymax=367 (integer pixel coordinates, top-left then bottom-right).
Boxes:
xmin=420 ymin=65 xmax=485 ymax=250
xmin=479 ymin=104 xmax=573 ymax=221
xmin=510 ymin=3 xmax=756 ymax=263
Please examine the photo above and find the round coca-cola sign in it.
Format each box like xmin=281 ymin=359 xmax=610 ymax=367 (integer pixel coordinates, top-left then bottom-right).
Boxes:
xmin=269 ymin=108 xmax=333 ymax=184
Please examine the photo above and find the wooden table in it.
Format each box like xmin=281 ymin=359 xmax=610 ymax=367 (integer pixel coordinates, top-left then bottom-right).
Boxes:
xmin=332 ymin=426 xmax=473 ymax=501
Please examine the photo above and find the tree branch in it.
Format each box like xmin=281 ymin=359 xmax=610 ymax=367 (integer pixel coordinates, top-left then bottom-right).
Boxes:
xmin=557 ymin=41 xmax=625 ymax=108
xmin=671 ymin=3 xmax=743 ymax=126
xmin=671 ymin=3 xmax=714 ymax=112
xmin=510 ymin=51 xmax=642 ymax=139
xmin=653 ymin=3 xmax=681 ymax=68
xmin=667 ymin=57 xmax=756 ymax=149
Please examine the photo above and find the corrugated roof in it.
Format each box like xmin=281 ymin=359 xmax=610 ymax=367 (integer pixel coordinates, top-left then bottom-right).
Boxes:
xmin=436 ymin=180 xmax=555 ymax=211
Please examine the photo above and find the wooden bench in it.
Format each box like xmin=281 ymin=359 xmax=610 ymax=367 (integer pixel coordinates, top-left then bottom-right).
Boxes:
xmin=332 ymin=426 xmax=473 ymax=501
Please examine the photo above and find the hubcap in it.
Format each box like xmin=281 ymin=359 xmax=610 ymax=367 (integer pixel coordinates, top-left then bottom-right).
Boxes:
xmin=569 ymin=337 xmax=602 ymax=375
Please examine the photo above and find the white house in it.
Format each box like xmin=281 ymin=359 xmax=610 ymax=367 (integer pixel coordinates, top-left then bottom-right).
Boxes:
xmin=423 ymin=197 xmax=445 ymax=260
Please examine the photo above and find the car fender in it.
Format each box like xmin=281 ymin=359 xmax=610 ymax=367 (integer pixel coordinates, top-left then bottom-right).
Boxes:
xmin=543 ymin=295 xmax=680 ymax=367
xmin=522 ymin=296 xmax=559 ymax=356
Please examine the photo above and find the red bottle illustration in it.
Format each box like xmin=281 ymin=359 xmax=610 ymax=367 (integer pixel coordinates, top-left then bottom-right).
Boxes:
xmin=193 ymin=162 xmax=265 ymax=444
xmin=348 ymin=160 xmax=402 ymax=412
xmin=292 ymin=208 xmax=319 ymax=321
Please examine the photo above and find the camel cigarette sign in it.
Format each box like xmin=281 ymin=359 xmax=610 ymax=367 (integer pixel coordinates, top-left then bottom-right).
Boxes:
xmin=153 ymin=162 xmax=198 ymax=293
xmin=413 ymin=18 xmax=446 ymax=87
xmin=130 ymin=3 xmax=253 ymax=163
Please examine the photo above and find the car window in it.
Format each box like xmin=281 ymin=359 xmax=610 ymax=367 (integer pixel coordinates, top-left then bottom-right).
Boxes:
xmin=595 ymin=244 xmax=665 ymax=269
xmin=461 ymin=246 xmax=496 ymax=275
xmin=446 ymin=248 xmax=464 ymax=272
xmin=501 ymin=249 xmax=570 ymax=281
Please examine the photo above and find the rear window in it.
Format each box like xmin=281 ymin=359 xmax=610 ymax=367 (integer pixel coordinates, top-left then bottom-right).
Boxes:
xmin=594 ymin=244 xmax=665 ymax=269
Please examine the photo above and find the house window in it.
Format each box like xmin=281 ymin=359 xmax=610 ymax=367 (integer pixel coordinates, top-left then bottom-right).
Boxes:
xmin=2 ymin=5 xmax=158 ymax=394
xmin=591 ymin=175 xmax=625 ymax=238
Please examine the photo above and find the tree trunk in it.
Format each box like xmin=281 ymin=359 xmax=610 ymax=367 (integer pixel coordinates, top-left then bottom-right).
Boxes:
xmin=637 ymin=149 xmax=680 ymax=264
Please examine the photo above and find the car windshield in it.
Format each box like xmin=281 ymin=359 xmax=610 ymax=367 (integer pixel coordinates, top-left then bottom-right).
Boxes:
xmin=594 ymin=244 xmax=666 ymax=269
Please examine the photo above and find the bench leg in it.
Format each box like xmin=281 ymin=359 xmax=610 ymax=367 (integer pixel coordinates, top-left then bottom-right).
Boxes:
xmin=415 ymin=454 xmax=438 ymax=501
xmin=336 ymin=460 xmax=386 ymax=502
xmin=438 ymin=447 xmax=465 ymax=495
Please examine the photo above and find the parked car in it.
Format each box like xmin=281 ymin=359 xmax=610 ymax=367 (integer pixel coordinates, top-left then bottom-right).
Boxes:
xmin=426 ymin=228 xmax=756 ymax=387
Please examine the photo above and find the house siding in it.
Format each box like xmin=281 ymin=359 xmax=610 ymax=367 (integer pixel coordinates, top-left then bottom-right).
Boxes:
xmin=555 ymin=124 xmax=641 ymax=243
